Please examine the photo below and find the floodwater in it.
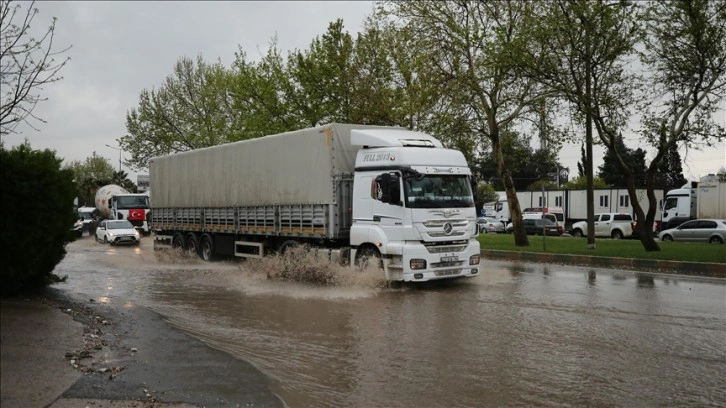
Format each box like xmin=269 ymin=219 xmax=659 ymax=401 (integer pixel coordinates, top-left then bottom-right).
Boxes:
xmin=56 ymin=237 xmax=726 ymax=407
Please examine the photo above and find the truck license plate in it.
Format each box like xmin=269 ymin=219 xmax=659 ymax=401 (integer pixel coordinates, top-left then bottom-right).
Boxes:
xmin=441 ymin=255 xmax=458 ymax=263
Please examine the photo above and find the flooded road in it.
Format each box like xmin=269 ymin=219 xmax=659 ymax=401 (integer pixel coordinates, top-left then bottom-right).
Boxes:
xmin=55 ymin=237 xmax=726 ymax=407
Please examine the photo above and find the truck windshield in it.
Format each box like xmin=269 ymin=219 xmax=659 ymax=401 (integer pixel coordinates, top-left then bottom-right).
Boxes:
xmin=116 ymin=195 xmax=150 ymax=209
xmin=403 ymin=175 xmax=474 ymax=209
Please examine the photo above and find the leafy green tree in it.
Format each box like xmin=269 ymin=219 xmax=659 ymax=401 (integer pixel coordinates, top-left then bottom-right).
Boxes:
xmin=1 ymin=142 xmax=76 ymax=295
xmin=108 ymin=170 xmax=137 ymax=193
xmin=636 ymin=0 xmax=726 ymax=248
xmin=577 ymin=143 xmax=586 ymax=178
xmin=654 ymin=141 xmax=687 ymax=191
xmin=229 ymin=41 xmax=307 ymax=137
xmin=526 ymin=180 xmax=559 ymax=192
xmin=475 ymin=183 xmax=499 ymax=212
xmin=518 ymin=0 xmax=641 ymax=248
xmin=380 ymin=0 xmax=553 ymax=246
xmin=598 ymin=134 xmax=647 ymax=188
xmin=65 ymin=152 xmax=115 ymax=206
xmin=288 ymin=19 xmax=356 ymax=126
xmin=562 ymin=175 xmax=608 ymax=189
xmin=122 ymin=55 xmax=236 ymax=170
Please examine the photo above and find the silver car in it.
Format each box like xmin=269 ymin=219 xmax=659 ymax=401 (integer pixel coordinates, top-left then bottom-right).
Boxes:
xmin=95 ymin=220 xmax=141 ymax=245
xmin=477 ymin=216 xmax=504 ymax=234
xmin=658 ymin=219 xmax=726 ymax=244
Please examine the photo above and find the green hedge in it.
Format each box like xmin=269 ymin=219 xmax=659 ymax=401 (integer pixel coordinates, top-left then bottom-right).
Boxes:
xmin=0 ymin=143 xmax=77 ymax=296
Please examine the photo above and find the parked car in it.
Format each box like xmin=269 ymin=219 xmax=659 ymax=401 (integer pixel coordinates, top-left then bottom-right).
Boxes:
xmin=506 ymin=213 xmax=559 ymax=234
xmin=658 ymin=219 xmax=726 ymax=244
xmin=95 ymin=220 xmax=141 ymax=245
xmin=571 ymin=213 xmax=633 ymax=239
xmin=523 ymin=218 xmax=564 ymax=236
xmin=477 ymin=216 xmax=504 ymax=233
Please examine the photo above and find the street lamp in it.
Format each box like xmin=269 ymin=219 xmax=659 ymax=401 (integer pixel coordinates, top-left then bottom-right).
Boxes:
xmin=105 ymin=144 xmax=122 ymax=172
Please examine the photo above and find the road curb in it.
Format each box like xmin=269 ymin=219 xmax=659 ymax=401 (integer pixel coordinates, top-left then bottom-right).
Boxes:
xmin=481 ymin=249 xmax=726 ymax=279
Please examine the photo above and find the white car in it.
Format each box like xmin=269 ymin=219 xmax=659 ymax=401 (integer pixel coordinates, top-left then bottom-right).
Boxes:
xmin=95 ymin=220 xmax=141 ymax=245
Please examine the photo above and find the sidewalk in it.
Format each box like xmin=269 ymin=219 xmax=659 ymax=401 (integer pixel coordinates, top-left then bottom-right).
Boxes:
xmin=1 ymin=291 xmax=283 ymax=408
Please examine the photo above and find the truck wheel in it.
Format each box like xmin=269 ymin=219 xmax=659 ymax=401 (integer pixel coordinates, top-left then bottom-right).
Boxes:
xmin=200 ymin=234 xmax=215 ymax=261
xmin=572 ymin=229 xmax=583 ymax=238
xmin=356 ymin=246 xmax=382 ymax=269
xmin=709 ymin=236 xmax=723 ymax=244
xmin=172 ymin=233 xmax=185 ymax=252
xmin=611 ymin=230 xmax=623 ymax=240
xmin=185 ymin=233 xmax=199 ymax=257
xmin=279 ymin=240 xmax=301 ymax=254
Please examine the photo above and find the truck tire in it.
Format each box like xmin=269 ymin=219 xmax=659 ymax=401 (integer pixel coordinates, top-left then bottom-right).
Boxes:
xmin=611 ymin=230 xmax=623 ymax=240
xmin=172 ymin=233 xmax=185 ymax=252
xmin=279 ymin=240 xmax=301 ymax=254
xmin=572 ymin=229 xmax=583 ymax=238
xmin=185 ymin=233 xmax=199 ymax=257
xmin=200 ymin=234 xmax=215 ymax=261
xmin=356 ymin=246 xmax=382 ymax=269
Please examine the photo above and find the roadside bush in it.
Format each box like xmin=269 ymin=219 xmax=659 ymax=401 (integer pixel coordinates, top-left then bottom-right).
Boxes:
xmin=0 ymin=143 xmax=77 ymax=296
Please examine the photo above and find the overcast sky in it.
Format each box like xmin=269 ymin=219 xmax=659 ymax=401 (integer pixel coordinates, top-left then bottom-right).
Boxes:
xmin=6 ymin=1 xmax=726 ymax=184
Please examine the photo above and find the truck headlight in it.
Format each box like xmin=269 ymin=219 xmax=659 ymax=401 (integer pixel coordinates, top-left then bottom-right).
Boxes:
xmin=410 ymin=259 xmax=427 ymax=270
xmin=469 ymin=255 xmax=480 ymax=265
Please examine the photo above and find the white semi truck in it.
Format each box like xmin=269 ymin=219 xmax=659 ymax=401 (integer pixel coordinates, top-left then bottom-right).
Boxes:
xmin=149 ymin=123 xmax=481 ymax=282
xmin=93 ymin=184 xmax=151 ymax=234
xmin=662 ymin=174 xmax=726 ymax=229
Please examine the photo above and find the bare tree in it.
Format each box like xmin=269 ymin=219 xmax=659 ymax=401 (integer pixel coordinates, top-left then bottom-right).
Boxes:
xmin=0 ymin=0 xmax=70 ymax=136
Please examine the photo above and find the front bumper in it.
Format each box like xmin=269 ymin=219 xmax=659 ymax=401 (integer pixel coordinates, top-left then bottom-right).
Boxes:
xmin=385 ymin=240 xmax=481 ymax=282
xmin=109 ymin=235 xmax=140 ymax=245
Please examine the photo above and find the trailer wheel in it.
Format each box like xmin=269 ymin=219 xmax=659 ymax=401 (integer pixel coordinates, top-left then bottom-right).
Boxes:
xmin=355 ymin=246 xmax=382 ymax=269
xmin=200 ymin=234 xmax=215 ymax=261
xmin=172 ymin=233 xmax=185 ymax=253
xmin=279 ymin=240 xmax=301 ymax=254
xmin=185 ymin=233 xmax=199 ymax=257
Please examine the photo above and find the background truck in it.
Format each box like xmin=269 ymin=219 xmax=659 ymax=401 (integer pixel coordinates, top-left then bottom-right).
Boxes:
xmin=92 ymin=184 xmax=151 ymax=235
xmin=149 ymin=123 xmax=481 ymax=282
xmin=661 ymin=174 xmax=726 ymax=229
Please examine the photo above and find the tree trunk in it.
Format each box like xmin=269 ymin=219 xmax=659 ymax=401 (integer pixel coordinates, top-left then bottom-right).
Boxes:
xmin=492 ymin=129 xmax=529 ymax=246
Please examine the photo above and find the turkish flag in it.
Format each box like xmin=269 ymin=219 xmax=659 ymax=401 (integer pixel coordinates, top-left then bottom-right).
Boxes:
xmin=128 ymin=209 xmax=145 ymax=221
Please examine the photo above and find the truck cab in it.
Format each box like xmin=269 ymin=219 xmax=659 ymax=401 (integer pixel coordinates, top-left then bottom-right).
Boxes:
xmin=349 ymin=129 xmax=480 ymax=281
xmin=662 ymin=182 xmax=698 ymax=229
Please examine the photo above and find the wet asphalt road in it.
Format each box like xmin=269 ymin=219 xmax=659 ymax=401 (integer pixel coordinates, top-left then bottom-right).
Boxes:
xmin=52 ymin=236 xmax=726 ymax=407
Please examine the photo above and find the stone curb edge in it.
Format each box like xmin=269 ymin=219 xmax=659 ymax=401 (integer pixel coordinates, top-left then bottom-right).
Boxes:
xmin=481 ymin=250 xmax=725 ymax=279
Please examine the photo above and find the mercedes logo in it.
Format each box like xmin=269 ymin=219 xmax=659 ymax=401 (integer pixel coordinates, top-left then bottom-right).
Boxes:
xmin=443 ymin=222 xmax=453 ymax=235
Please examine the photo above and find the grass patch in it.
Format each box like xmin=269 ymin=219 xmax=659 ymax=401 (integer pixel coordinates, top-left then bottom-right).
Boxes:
xmin=478 ymin=234 xmax=726 ymax=264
